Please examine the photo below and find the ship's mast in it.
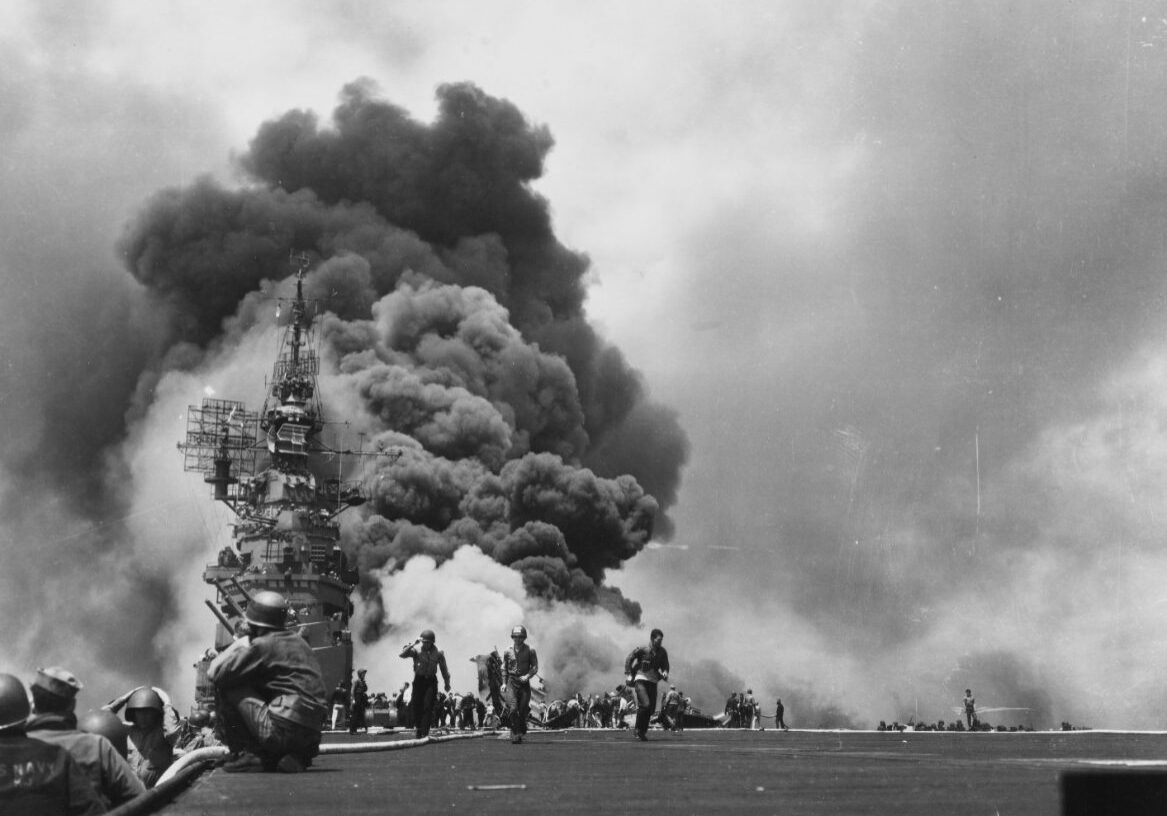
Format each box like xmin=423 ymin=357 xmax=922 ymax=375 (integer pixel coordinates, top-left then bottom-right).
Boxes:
xmin=179 ymin=251 xmax=364 ymax=521
xmin=260 ymin=252 xmax=322 ymax=468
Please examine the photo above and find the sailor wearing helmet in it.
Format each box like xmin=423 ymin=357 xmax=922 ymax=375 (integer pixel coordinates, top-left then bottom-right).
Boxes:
xmin=503 ymin=625 xmax=539 ymax=745
xmin=206 ymin=590 xmax=328 ymax=773
xmin=103 ymin=684 xmax=179 ymax=787
xmin=348 ymin=669 xmax=368 ymax=735
xmin=400 ymin=630 xmax=451 ymax=739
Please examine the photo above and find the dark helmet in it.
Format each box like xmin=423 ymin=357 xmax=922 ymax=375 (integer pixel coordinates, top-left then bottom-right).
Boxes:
xmin=187 ymin=707 xmax=211 ymax=728
xmin=510 ymin=625 xmax=527 ymax=639
xmin=78 ymin=709 xmax=129 ymax=758
xmin=245 ymin=591 xmax=289 ymax=630
xmin=420 ymin=629 xmax=436 ymax=643
xmin=125 ymin=687 xmax=164 ymax=713
xmin=0 ymin=674 xmax=29 ymax=730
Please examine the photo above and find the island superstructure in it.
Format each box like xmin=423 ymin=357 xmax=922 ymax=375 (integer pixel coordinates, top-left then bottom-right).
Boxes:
xmin=179 ymin=252 xmax=366 ymax=711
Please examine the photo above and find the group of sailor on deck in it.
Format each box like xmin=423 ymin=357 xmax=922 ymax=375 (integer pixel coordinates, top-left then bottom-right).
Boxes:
xmin=1 ymin=587 xmax=674 ymax=813
xmin=0 ymin=588 xmax=321 ymax=813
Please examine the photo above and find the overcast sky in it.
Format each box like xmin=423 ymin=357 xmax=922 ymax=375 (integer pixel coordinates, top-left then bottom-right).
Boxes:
xmin=5 ymin=0 xmax=1167 ymax=728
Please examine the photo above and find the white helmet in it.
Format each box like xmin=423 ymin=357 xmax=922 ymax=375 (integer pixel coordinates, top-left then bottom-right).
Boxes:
xmin=510 ymin=625 xmax=527 ymax=639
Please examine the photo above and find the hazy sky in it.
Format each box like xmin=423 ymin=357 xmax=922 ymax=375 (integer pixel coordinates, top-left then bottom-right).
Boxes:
xmin=5 ymin=0 xmax=1167 ymax=729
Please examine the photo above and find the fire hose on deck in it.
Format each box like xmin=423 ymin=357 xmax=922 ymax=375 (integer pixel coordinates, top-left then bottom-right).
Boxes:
xmin=107 ymin=730 xmax=491 ymax=816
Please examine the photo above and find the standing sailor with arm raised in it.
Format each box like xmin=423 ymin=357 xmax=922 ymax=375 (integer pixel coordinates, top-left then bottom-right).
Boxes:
xmin=400 ymin=630 xmax=450 ymax=739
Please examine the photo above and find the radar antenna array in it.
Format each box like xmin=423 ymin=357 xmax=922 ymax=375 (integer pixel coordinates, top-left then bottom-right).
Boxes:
xmin=178 ymin=398 xmax=260 ymax=500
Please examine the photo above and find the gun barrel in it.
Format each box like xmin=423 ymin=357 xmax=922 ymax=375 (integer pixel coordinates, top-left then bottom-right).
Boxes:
xmin=204 ymin=598 xmax=234 ymax=631
xmin=230 ymin=577 xmax=255 ymax=603
xmin=213 ymin=580 xmax=246 ymax=617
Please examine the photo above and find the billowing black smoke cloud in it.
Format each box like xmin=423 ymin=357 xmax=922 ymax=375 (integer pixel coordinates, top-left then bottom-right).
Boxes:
xmin=122 ymin=80 xmax=686 ymax=513
xmin=328 ymin=279 xmax=658 ymax=633
xmin=237 ymin=81 xmax=684 ymax=528
xmin=117 ymin=80 xmax=685 ymax=640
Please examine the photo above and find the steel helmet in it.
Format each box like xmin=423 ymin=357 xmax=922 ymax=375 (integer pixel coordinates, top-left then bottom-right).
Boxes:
xmin=78 ymin=709 xmax=129 ymax=758
xmin=125 ymin=687 xmax=164 ymax=713
xmin=245 ymin=591 xmax=289 ymax=630
xmin=510 ymin=625 xmax=527 ymax=639
xmin=419 ymin=629 xmax=436 ymax=643
xmin=0 ymin=674 xmax=29 ymax=731
xmin=187 ymin=707 xmax=211 ymax=728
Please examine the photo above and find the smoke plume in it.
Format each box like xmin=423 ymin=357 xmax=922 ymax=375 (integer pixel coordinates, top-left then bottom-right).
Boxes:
xmin=0 ymin=78 xmax=687 ymax=711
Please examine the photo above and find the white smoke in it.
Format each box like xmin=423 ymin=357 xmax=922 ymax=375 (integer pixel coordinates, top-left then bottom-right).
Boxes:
xmin=350 ymin=546 xmax=646 ymax=699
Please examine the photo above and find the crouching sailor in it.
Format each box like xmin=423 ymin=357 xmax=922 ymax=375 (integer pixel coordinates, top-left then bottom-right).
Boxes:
xmin=207 ymin=590 xmax=327 ymax=773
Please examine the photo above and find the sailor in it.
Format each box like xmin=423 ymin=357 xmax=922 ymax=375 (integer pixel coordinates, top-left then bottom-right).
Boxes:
xmin=457 ymin=691 xmax=477 ymax=730
xmin=348 ymin=669 xmax=368 ymax=735
xmin=171 ymin=707 xmax=218 ymax=753
xmin=0 ymin=672 xmax=107 ymax=815
xmin=744 ymin=689 xmax=758 ymax=729
xmin=484 ymin=703 xmax=501 ymax=730
xmin=25 ymin=667 xmax=145 ymax=809
xmin=445 ymin=690 xmax=458 ymax=727
xmin=503 ymin=624 xmax=539 ymax=745
xmin=661 ymin=685 xmax=682 ymax=732
xmin=963 ymin=689 xmax=976 ymax=729
xmin=676 ymin=691 xmax=689 ymax=732
xmin=329 ymin=681 xmax=348 ymax=731
xmin=614 ymin=684 xmax=635 ymax=728
xmin=563 ymin=695 xmax=580 ymax=728
xmin=586 ymin=694 xmax=601 ymax=728
xmin=400 ymin=630 xmax=451 ymax=739
xmin=625 ymin=628 xmax=670 ymax=741
xmin=578 ymin=693 xmax=590 ymax=726
xmin=595 ymin=692 xmax=613 ymax=728
xmin=775 ymin=698 xmax=788 ymax=730
xmin=724 ymin=692 xmax=740 ymax=728
xmin=207 ymin=589 xmax=328 ymax=773
xmin=103 ymin=686 xmax=178 ymax=787
xmin=393 ymin=682 xmax=410 ymax=730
